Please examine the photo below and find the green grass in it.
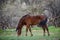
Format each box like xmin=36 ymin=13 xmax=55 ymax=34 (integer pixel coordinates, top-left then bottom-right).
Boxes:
xmin=0 ymin=26 xmax=60 ymax=40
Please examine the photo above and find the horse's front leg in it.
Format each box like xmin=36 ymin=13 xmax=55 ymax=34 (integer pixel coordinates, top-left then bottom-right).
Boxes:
xmin=28 ymin=26 xmax=33 ymax=36
xmin=26 ymin=25 xmax=33 ymax=36
xmin=26 ymin=27 xmax=28 ymax=36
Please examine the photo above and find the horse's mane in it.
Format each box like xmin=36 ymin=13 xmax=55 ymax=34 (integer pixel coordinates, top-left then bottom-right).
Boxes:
xmin=20 ymin=14 xmax=30 ymax=21
xmin=16 ymin=14 xmax=30 ymax=31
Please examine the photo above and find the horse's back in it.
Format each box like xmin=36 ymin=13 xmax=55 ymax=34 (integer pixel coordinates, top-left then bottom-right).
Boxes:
xmin=19 ymin=14 xmax=47 ymax=25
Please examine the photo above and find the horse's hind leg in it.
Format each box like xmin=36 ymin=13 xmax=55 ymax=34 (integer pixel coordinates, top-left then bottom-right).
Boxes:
xmin=42 ymin=26 xmax=46 ymax=36
xmin=45 ymin=25 xmax=50 ymax=36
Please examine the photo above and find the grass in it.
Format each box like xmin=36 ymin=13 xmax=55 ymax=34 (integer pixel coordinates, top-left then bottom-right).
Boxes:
xmin=0 ymin=26 xmax=60 ymax=40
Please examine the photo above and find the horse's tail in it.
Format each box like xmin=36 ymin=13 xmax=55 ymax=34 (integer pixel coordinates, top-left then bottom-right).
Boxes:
xmin=37 ymin=17 xmax=48 ymax=27
xmin=45 ymin=17 xmax=48 ymax=23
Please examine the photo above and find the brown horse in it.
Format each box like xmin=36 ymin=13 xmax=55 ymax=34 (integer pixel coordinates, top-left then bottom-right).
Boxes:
xmin=16 ymin=14 xmax=50 ymax=36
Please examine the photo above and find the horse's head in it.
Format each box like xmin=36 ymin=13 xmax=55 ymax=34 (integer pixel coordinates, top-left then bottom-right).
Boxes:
xmin=16 ymin=26 xmax=21 ymax=36
xmin=16 ymin=21 xmax=23 ymax=36
xmin=16 ymin=14 xmax=30 ymax=36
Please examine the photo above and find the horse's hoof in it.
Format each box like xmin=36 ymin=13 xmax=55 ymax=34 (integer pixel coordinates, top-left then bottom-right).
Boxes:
xmin=48 ymin=34 xmax=50 ymax=36
xmin=26 ymin=34 xmax=27 ymax=36
xmin=43 ymin=34 xmax=45 ymax=36
xmin=31 ymin=34 xmax=33 ymax=36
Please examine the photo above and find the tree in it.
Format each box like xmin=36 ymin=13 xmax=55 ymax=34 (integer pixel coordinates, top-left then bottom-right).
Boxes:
xmin=45 ymin=0 xmax=60 ymax=27
xmin=0 ymin=0 xmax=14 ymax=30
